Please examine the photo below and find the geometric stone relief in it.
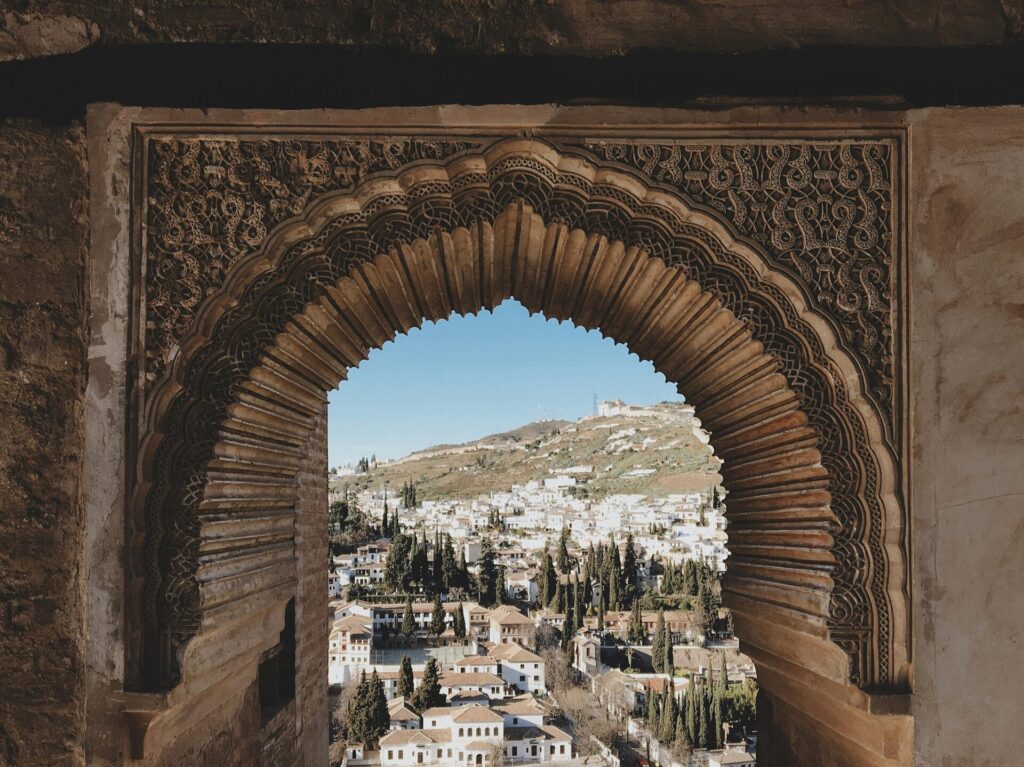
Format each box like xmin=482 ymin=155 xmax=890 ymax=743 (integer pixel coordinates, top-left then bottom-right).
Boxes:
xmin=132 ymin=128 xmax=909 ymax=696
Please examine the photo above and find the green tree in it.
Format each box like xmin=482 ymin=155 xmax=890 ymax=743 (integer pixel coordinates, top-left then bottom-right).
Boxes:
xmin=413 ymin=533 xmax=430 ymax=587
xmin=673 ymin=708 xmax=691 ymax=757
xmin=557 ymin=527 xmax=572 ymax=574
xmin=381 ymin=503 xmax=389 ymax=538
xmin=573 ymin=572 xmax=584 ymax=630
xmin=685 ymin=683 xmax=698 ymax=746
xmin=658 ymin=680 xmax=676 ymax=742
xmin=627 ymin=598 xmax=646 ymax=645
xmin=646 ymin=688 xmax=660 ymax=725
xmin=540 ymin=550 xmax=556 ymax=607
xmin=495 ymin=566 xmax=506 ymax=605
xmin=561 ymin=595 xmax=575 ymax=653
xmin=430 ymin=593 xmax=446 ymax=637
xmin=702 ymin=683 xmax=716 ymax=750
xmin=346 ymin=671 xmax=369 ymax=745
xmin=365 ymin=671 xmax=390 ymax=748
xmin=478 ymin=539 xmax=498 ymax=607
xmin=457 ymin=548 xmax=470 ymax=590
xmin=411 ymin=657 xmax=445 ymax=712
xmin=452 ymin=602 xmax=466 ymax=639
xmin=442 ymin=534 xmax=458 ymax=590
xmin=622 ymin=534 xmax=638 ymax=606
xmin=384 ymin=534 xmax=413 ymax=591
xmin=401 ymin=595 xmax=415 ymax=642
xmin=712 ymin=678 xmax=724 ymax=748
xmin=553 ymin=581 xmax=565 ymax=614
xmin=651 ymin=609 xmax=667 ymax=673
xmin=432 ymin=530 xmax=443 ymax=592
xmin=683 ymin=559 xmax=697 ymax=596
xmin=398 ymin=654 xmax=415 ymax=699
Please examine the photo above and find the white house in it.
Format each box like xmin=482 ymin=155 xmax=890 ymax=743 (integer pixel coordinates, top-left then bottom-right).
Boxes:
xmin=438 ymin=672 xmax=507 ymax=701
xmin=487 ymin=605 xmax=536 ymax=649
xmin=387 ymin=697 xmax=421 ymax=730
xmin=503 ymin=725 xmax=572 ymax=763
xmin=487 ymin=642 xmax=546 ymax=695
xmin=328 ymin=615 xmax=373 ymax=685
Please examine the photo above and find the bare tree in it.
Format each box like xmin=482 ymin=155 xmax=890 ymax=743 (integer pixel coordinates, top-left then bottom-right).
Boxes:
xmin=540 ymin=646 xmax=573 ymax=693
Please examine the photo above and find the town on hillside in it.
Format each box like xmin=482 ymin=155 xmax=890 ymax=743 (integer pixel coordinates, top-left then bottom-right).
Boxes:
xmin=328 ymin=402 xmax=758 ymax=767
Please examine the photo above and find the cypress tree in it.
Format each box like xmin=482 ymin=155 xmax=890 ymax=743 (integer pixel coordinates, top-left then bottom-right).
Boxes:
xmin=611 ymin=540 xmax=623 ymax=602
xmin=432 ymin=530 xmax=443 ymax=592
xmin=695 ymin=683 xmax=707 ymax=749
xmin=685 ymin=683 xmax=698 ymax=745
xmin=651 ymin=609 xmax=666 ymax=673
xmin=627 ymin=598 xmax=645 ymax=645
xmin=381 ymin=504 xmax=389 ymax=537
xmin=646 ymin=689 xmax=660 ymax=725
xmin=347 ymin=671 xmax=369 ymax=744
xmin=365 ymin=670 xmax=389 ymax=748
xmin=411 ymin=657 xmax=444 ymax=712
xmin=554 ymin=581 xmax=565 ymax=614
xmin=478 ymin=539 xmax=498 ymax=607
xmin=597 ymin=605 xmax=605 ymax=632
xmin=703 ymin=683 xmax=716 ymax=750
xmin=557 ymin=527 xmax=572 ymax=574
xmin=712 ymin=680 xmax=724 ymax=749
xmin=573 ymin=572 xmax=584 ymax=628
xmin=453 ymin=602 xmax=466 ymax=639
xmin=598 ymin=562 xmax=610 ymax=614
xmin=683 ymin=559 xmax=697 ymax=596
xmin=561 ymin=595 xmax=574 ymax=652
xmin=430 ymin=593 xmax=446 ymax=637
xmin=663 ymin=629 xmax=674 ymax=675
xmin=442 ymin=534 xmax=458 ymax=590
xmin=622 ymin=534 xmax=638 ymax=606
xmin=608 ymin=563 xmax=620 ymax=611
xmin=457 ymin=548 xmax=469 ymax=589
xmin=401 ymin=595 xmax=415 ymax=642
xmin=495 ymin=566 xmax=506 ymax=605
xmin=674 ymin=709 xmax=690 ymax=754
xmin=540 ymin=549 xmax=556 ymax=607
xmin=658 ymin=679 xmax=676 ymax=742
xmin=398 ymin=654 xmax=415 ymax=699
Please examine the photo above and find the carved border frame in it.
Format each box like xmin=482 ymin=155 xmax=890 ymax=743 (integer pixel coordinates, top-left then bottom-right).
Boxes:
xmin=124 ymin=116 xmax=910 ymax=698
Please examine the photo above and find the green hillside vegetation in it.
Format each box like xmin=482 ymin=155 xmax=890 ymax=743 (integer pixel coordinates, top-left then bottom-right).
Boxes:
xmin=340 ymin=402 xmax=721 ymax=502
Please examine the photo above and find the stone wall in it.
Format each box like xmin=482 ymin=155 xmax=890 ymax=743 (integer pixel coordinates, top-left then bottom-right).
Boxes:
xmin=2 ymin=95 xmax=1024 ymax=766
xmin=0 ymin=121 xmax=88 ymax=766
xmin=2 ymin=1 xmax=1021 ymax=60
xmin=909 ymin=107 xmax=1024 ymax=767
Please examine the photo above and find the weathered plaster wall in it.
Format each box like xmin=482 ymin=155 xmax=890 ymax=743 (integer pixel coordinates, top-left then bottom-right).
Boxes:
xmin=2 ymin=0 xmax=1023 ymax=60
xmin=0 ymin=121 xmax=88 ymax=766
xmin=909 ymin=107 xmax=1024 ymax=767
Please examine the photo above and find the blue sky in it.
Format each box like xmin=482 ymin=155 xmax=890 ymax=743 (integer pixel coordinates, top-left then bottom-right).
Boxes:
xmin=327 ymin=299 xmax=682 ymax=467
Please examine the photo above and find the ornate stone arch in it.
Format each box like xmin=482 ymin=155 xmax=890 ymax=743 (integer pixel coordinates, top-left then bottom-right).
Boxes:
xmin=128 ymin=134 xmax=909 ymax=711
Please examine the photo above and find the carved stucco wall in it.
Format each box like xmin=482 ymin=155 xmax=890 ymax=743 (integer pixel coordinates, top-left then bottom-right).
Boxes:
xmin=130 ymin=125 xmax=909 ymax=705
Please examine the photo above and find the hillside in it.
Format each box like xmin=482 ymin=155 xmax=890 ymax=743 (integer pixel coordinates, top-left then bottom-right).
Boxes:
xmin=338 ymin=402 xmax=721 ymax=502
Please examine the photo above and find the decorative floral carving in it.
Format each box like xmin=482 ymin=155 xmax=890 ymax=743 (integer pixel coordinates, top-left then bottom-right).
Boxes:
xmin=145 ymin=137 xmax=479 ymax=377
xmin=579 ymin=140 xmax=899 ymax=445
xmin=134 ymin=133 xmax=907 ymax=694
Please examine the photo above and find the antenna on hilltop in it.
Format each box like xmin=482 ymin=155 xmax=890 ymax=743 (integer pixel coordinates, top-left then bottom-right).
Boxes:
xmin=592 ymin=393 xmax=598 ymax=416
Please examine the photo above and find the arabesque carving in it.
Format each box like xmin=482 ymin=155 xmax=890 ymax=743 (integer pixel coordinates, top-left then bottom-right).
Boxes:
xmin=131 ymin=133 xmax=908 ymax=698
